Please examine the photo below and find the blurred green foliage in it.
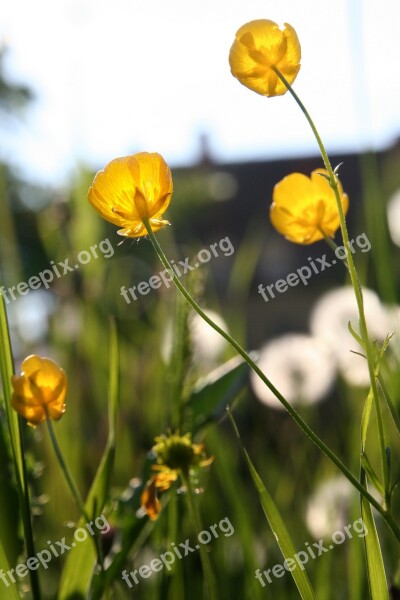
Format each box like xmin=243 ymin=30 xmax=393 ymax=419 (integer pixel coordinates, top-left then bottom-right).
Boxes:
xmin=0 ymin=43 xmax=400 ymax=600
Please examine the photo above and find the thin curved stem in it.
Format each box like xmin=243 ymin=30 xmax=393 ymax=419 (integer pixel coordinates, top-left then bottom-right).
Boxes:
xmin=273 ymin=66 xmax=389 ymax=507
xmin=318 ymin=227 xmax=350 ymax=271
xmin=46 ymin=419 xmax=104 ymax=568
xmin=142 ymin=219 xmax=400 ymax=541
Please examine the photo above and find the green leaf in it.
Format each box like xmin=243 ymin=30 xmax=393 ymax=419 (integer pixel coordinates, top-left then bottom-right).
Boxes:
xmin=228 ymin=410 xmax=315 ymax=600
xmin=184 ymin=355 xmax=250 ymax=434
xmin=0 ymin=538 xmax=21 ymax=600
xmin=58 ymin=318 xmax=119 ymax=600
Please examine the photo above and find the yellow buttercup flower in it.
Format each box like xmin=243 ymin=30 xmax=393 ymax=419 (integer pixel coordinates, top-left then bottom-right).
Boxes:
xmin=229 ymin=19 xmax=301 ymax=97
xmin=88 ymin=152 xmax=173 ymax=238
xmin=270 ymin=169 xmax=349 ymax=244
xmin=140 ymin=432 xmax=213 ymax=520
xmin=11 ymin=355 xmax=67 ymax=426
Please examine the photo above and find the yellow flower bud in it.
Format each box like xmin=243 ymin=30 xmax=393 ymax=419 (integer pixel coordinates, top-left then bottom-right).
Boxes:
xmin=270 ymin=169 xmax=349 ymax=244
xmin=11 ymin=355 xmax=67 ymax=426
xmin=229 ymin=19 xmax=301 ymax=97
xmin=88 ymin=152 xmax=173 ymax=238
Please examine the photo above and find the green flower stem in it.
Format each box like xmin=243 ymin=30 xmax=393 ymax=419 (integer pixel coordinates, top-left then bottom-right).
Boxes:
xmin=19 ymin=420 xmax=42 ymax=600
xmin=273 ymin=66 xmax=389 ymax=506
xmin=142 ymin=219 xmax=400 ymax=541
xmin=180 ymin=469 xmax=218 ymax=600
xmin=318 ymin=228 xmax=350 ymax=271
xmin=46 ymin=419 xmax=104 ymax=568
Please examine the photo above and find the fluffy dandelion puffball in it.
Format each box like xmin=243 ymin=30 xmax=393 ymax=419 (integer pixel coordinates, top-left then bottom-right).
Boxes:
xmin=250 ymin=334 xmax=335 ymax=409
xmin=306 ymin=476 xmax=354 ymax=539
xmin=310 ymin=287 xmax=390 ymax=387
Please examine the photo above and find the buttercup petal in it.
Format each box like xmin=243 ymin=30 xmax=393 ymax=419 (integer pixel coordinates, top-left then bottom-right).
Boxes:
xmin=88 ymin=152 xmax=172 ymax=238
xmin=283 ymin=23 xmax=301 ymax=67
xmin=20 ymin=354 xmax=46 ymax=377
xmin=88 ymin=157 xmax=140 ymax=224
xmin=11 ymin=355 xmax=67 ymax=426
xmin=270 ymin=170 xmax=349 ymax=244
xmin=236 ymin=20 xmax=283 ymax=56
xmin=229 ymin=19 xmax=301 ymax=97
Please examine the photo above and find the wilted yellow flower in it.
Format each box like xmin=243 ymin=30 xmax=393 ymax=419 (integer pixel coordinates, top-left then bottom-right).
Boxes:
xmin=140 ymin=432 xmax=213 ymax=520
xmin=270 ymin=169 xmax=349 ymax=244
xmin=229 ymin=19 xmax=301 ymax=97
xmin=141 ymin=469 xmax=179 ymax=521
xmin=88 ymin=152 xmax=173 ymax=238
xmin=152 ymin=432 xmax=213 ymax=472
xmin=11 ymin=355 xmax=67 ymax=426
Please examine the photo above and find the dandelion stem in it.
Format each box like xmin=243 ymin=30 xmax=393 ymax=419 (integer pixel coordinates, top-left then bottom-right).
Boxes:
xmin=273 ymin=66 xmax=390 ymax=508
xmin=143 ymin=219 xmax=400 ymax=542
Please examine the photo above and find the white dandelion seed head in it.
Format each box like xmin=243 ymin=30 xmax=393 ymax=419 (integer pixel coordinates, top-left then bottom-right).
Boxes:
xmin=387 ymin=189 xmax=400 ymax=247
xmin=310 ymin=287 xmax=389 ymax=387
xmin=250 ymin=334 xmax=336 ymax=410
xmin=306 ymin=476 xmax=354 ymax=539
xmin=162 ymin=309 xmax=228 ymax=369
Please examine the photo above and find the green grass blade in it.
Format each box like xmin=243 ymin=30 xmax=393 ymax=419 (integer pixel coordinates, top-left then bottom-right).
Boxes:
xmin=0 ymin=413 xmax=21 ymax=566
xmin=359 ymin=151 xmax=397 ymax=303
xmin=378 ymin=377 xmax=400 ymax=438
xmin=360 ymin=472 xmax=389 ymax=599
xmin=0 ymin=295 xmax=42 ymax=599
xmin=361 ymin=454 xmax=384 ymax=498
xmin=361 ymin=387 xmax=374 ymax=452
xmin=58 ymin=318 xmax=119 ymax=600
xmin=0 ymin=538 xmax=21 ymax=600
xmin=228 ymin=409 xmax=315 ymax=600
xmin=360 ymin=380 xmax=389 ymax=598
xmin=106 ymin=316 xmax=119 ymax=444
xmin=0 ymin=295 xmax=22 ymax=485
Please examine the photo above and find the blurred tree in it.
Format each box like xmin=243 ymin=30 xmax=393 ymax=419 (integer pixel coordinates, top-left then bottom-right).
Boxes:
xmin=0 ymin=45 xmax=32 ymax=116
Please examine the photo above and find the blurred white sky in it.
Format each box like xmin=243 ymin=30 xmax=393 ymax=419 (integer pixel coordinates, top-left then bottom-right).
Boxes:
xmin=1 ymin=0 xmax=399 ymax=185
